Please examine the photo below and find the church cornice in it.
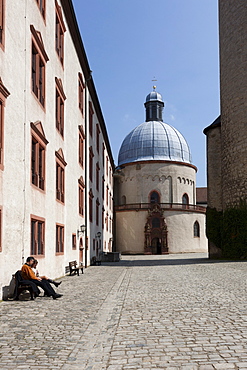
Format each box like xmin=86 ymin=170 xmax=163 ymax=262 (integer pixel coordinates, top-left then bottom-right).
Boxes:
xmin=118 ymin=160 xmax=197 ymax=172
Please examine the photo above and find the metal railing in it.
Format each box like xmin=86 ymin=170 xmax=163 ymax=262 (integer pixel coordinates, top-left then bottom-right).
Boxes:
xmin=115 ymin=203 xmax=206 ymax=213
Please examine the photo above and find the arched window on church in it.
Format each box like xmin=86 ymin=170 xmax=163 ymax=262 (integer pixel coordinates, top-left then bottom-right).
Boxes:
xmin=194 ymin=221 xmax=200 ymax=237
xmin=150 ymin=191 xmax=160 ymax=204
xmin=152 ymin=218 xmax=160 ymax=228
xmin=182 ymin=193 xmax=189 ymax=208
xmin=121 ymin=195 xmax=126 ymax=205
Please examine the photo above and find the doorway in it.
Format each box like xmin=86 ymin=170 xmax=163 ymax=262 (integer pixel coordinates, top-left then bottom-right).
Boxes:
xmin=151 ymin=237 xmax=162 ymax=254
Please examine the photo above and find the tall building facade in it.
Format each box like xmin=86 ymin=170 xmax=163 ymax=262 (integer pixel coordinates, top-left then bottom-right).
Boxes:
xmin=204 ymin=1 xmax=247 ymax=258
xmin=0 ymin=0 xmax=114 ymax=299
xmin=114 ymin=90 xmax=207 ymax=254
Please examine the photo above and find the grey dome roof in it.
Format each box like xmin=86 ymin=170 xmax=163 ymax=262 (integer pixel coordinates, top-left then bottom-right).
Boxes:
xmin=118 ymin=120 xmax=192 ymax=166
xmin=146 ymin=91 xmax=163 ymax=103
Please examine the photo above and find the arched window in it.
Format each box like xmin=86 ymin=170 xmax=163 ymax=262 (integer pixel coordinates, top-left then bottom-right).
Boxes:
xmin=194 ymin=221 xmax=200 ymax=237
xmin=182 ymin=193 xmax=189 ymax=205
xmin=150 ymin=191 xmax=160 ymax=204
xmin=152 ymin=218 xmax=160 ymax=228
xmin=121 ymin=195 xmax=126 ymax=205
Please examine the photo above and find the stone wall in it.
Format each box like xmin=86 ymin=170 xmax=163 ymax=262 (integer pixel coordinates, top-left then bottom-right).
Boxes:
xmin=205 ymin=121 xmax=222 ymax=211
xmin=219 ymin=1 xmax=247 ymax=208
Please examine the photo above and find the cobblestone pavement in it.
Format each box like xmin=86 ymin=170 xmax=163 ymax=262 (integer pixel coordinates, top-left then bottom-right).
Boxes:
xmin=1 ymin=254 xmax=247 ymax=370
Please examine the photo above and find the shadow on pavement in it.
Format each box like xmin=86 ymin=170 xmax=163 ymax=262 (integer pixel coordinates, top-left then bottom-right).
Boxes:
xmin=101 ymin=255 xmax=247 ymax=267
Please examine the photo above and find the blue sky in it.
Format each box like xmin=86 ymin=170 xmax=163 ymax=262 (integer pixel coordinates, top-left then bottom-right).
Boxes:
xmin=72 ymin=0 xmax=220 ymax=187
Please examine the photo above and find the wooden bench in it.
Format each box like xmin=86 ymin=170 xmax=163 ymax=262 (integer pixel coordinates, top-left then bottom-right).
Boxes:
xmin=91 ymin=256 xmax=101 ymax=266
xmin=68 ymin=261 xmax=83 ymax=276
xmin=13 ymin=270 xmax=35 ymax=300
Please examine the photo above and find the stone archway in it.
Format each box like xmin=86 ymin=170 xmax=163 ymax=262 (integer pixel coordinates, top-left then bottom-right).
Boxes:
xmin=144 ymin=204 xmax=168 ymax=254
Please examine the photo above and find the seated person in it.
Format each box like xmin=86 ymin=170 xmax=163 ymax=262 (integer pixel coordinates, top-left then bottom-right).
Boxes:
xmin=21 ymin=257 xmax=63 ymax=300
xmin=32 ymin=259 xmax=62 ymax=288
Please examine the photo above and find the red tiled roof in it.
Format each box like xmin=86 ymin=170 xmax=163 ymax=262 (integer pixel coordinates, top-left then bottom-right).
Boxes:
xmin=196 ymin=187 xmax=207 ymax=204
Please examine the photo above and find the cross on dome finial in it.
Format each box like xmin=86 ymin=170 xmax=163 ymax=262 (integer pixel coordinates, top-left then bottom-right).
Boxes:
xmin=152 ymin=77 xmax=157 ymax=91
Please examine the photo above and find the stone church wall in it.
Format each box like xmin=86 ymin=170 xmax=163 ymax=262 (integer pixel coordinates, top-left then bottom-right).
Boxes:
xmin=206 ymin=125 xmax=222 ymax=210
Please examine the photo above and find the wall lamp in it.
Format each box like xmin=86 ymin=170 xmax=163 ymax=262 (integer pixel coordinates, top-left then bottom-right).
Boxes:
xmin=77 ymin=224 xmax=86 ymax=237
xmin=95 ymin=232 xmax=101 ymax=239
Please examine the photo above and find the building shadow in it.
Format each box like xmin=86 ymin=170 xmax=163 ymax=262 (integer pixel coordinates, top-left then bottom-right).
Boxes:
xmin=100 ymin=254 xmax=247 ymax=267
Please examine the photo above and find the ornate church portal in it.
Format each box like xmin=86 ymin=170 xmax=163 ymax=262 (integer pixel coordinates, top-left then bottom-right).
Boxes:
xmin=144 ymin=204 xmax=168 ymax=254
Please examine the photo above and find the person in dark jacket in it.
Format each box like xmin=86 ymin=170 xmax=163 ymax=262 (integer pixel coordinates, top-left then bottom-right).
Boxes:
xmin=13 ymin=270 xmax=40 ymax=299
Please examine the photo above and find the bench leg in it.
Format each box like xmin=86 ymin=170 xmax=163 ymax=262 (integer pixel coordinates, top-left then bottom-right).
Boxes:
xmin=28 ymin=288 xmax=34 ymax=300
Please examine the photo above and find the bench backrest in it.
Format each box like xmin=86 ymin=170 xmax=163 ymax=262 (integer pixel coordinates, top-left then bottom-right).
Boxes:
xmin=14 ymin=270 xmax=24 ymax=285
xmin=69 ymin=261 xmax=77 ymax=268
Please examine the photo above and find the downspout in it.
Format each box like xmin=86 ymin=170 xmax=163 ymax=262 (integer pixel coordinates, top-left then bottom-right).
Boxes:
xmin=84 ymin=71 xmax=92 ymax=267
xmin=22 ymin=0 xmax=28 ymax=264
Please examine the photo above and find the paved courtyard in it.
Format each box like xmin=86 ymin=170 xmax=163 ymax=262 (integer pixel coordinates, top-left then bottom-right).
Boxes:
xmin=1 ymin=253 xmax=247 ymax=369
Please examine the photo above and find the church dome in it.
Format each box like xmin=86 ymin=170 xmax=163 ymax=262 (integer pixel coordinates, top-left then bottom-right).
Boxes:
xmin=145 ymin=91 xmax=163 ymax=103
xmin=118 ymin=120 xmax=192 ymax=166
xmin=118 ymin=89 xmax=192 ymax=166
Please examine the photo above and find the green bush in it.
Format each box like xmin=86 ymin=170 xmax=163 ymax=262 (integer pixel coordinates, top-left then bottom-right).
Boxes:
xmin=207 ymin=200 xmax=247 ymax=259
xmin=206 ymin=207 xmax=223 ymax=249
xmin=222 ymin=199 xmax=247 ymax=259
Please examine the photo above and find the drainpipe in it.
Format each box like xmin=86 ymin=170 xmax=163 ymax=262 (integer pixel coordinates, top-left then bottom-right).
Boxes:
xmin=84 ymin=71 xmax=92 ymax=268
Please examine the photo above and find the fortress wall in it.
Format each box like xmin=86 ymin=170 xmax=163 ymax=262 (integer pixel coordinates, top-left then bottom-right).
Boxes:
xmin=219 ymin=1 xmax=247 ymax=207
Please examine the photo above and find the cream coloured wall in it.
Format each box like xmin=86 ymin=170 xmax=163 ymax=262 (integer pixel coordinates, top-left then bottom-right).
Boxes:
xmin=165 ymin=211 xmax=207 ymax=253
xmin=0 ymin=0 xmax=114 ymax=299
xmin=116 ymin=162 xmax=196 ymax=205
xmin=116 ymin=211 xmax=147 ymax=254
xmin=115 ymin=209 xmax=207 ymax=254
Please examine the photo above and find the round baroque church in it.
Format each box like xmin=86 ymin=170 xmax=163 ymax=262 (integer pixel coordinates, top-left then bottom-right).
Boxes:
xmin=114 ymin=89 xmax=207 ymax=254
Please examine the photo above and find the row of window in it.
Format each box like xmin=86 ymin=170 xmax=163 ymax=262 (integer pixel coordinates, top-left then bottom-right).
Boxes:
xmin=121 ymin=191 xmax=191 ymax=205
xmin=31 ymin=212 xmax=112 ymax=257
xmin=31 ymin=121 xmax=113 ymax=210
xmin=31 ymin=124 xmax=112 ymax=223
xmin=79 ymin=185 xmax=113 ymax=229
xmin=0 ymin=101 xmax=112 ymax=242
xmin=0 ymin=199 xmax=112 ymax=253
xmin=31 ymin=31 xmax=113 ymax=178
xmin=88 ymin=192 xmax=112 ymax=230
xmin=31 ymin=217 xmax=70 ymax=256
xmin=30 ymin=6 xmax=99 ymax=146
xmin=1 ymin=0 xmax=113 ymax=180
xmin=31 ymin=27 xmax=114 ymax=177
